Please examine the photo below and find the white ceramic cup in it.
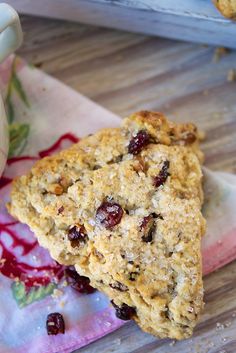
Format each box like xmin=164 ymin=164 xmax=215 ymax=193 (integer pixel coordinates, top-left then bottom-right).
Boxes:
xmin=0 ymin=3 xmax=23 ymax=177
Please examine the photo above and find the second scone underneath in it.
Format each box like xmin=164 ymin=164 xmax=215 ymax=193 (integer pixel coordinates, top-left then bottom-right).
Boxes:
xmin=8 ymin=111 xmax=205 ymax=340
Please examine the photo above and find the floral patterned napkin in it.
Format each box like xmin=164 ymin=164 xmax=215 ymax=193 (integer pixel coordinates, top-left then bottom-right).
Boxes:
xmin=0 ymin=56 xmax=236 ymax=353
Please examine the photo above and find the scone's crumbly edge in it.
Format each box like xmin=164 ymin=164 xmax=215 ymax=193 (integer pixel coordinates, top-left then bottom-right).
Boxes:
xmin=8 ymin=111 xmax=206 ymax=340
xmin=214 ymin=0 xmax=236 ymax=18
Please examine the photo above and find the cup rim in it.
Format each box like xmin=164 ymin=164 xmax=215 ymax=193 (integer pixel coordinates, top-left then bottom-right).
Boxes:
xmin=0 ymin=94 xmax=9 ymax=176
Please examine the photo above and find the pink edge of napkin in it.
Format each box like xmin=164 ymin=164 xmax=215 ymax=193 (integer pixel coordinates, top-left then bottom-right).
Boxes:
xmin=0 ymin=55 xmax=236 ymax=353
xmin=202 ymin=227 xmax=236 ymax=275
xmin=202 ymin=228 xmax=236 ymax=276
xmin=202 ymin=168 xmax=236 ymax=275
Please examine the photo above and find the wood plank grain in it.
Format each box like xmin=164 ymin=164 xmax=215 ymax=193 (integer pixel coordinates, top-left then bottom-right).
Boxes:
xmin=87 ymin=0 xmax=221 ymax=18
xmin=18 ymin=15 xmax=236 ymax=173
xmin=8 ymin=0 xmax=236 ymax=48
xmin=16 ymin=15 xmax=236 ymax=353
xmin=8 ymin=0 xmax=225 ymax=19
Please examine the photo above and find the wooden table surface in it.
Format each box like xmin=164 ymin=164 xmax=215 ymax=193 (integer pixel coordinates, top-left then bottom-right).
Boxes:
xmin=18 ymin=15 xmax=236 ymax=353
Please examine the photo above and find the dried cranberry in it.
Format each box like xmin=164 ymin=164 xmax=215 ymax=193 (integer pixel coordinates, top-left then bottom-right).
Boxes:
xmin=109 ymin=281 xmax=128 ymax=291
xmin=96 ymin=201 xmax=123 ymax=229
xmin=46 ymin=312 xmax=65 ymax=335
xmin=181 ymin=132 xmax=196 ymax=144
xmin=57 ymin=206 xmax=64 ymax=215
xmin=128 ymin=130 xmax=150 ymax=155
xmin=68 ymin=225 xmax=88 ymax=244
xmin=153 ymin=160 xmax=170 ymax=188
xmin=64 ymin=267 xmax=96 ymax=294
xmin=140 ymin=214 xmax=156 ymax=243
xmin=111 ymin=301 xmax=136 ymax=320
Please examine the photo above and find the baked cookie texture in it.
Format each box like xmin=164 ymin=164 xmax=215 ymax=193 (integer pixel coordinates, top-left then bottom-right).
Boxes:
xmin=9 ymin=111 xmax=205 ymax=340
xmin=214 ymin=0 xmax=236 ymax=18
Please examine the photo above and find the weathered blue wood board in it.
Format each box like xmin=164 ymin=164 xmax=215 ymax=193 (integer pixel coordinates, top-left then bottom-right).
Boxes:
xmin=7 ymin=0 xmax=236 ymax=48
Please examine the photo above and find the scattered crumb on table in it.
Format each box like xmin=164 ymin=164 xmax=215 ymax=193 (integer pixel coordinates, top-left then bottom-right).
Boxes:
xmin=227 ymin=69 xmax=236 ymax=82
xmin=51 ymin=288 xmax=63 ymax=299
xmin=213 ymin=47 xmax=230 ymax=62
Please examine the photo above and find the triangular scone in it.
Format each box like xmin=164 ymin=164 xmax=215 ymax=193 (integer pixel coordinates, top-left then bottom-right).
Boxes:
xmin=9 ymin=111 xmax=205 ymax=339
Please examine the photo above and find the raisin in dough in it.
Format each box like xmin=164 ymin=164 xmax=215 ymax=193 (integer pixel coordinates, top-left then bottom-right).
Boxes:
xmin=9 ymin=111 xmax=206 ymax=340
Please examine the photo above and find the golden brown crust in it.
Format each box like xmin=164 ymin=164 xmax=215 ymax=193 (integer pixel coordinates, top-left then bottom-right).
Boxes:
xmin=8 ymin=111 xmax=205 ymax=340
xmin=214 ymin=0 xmax=236 ymax=19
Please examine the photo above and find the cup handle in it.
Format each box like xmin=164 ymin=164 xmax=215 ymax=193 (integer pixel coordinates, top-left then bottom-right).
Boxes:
xmin=0 ymin=3 xmax=23 ymax=63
